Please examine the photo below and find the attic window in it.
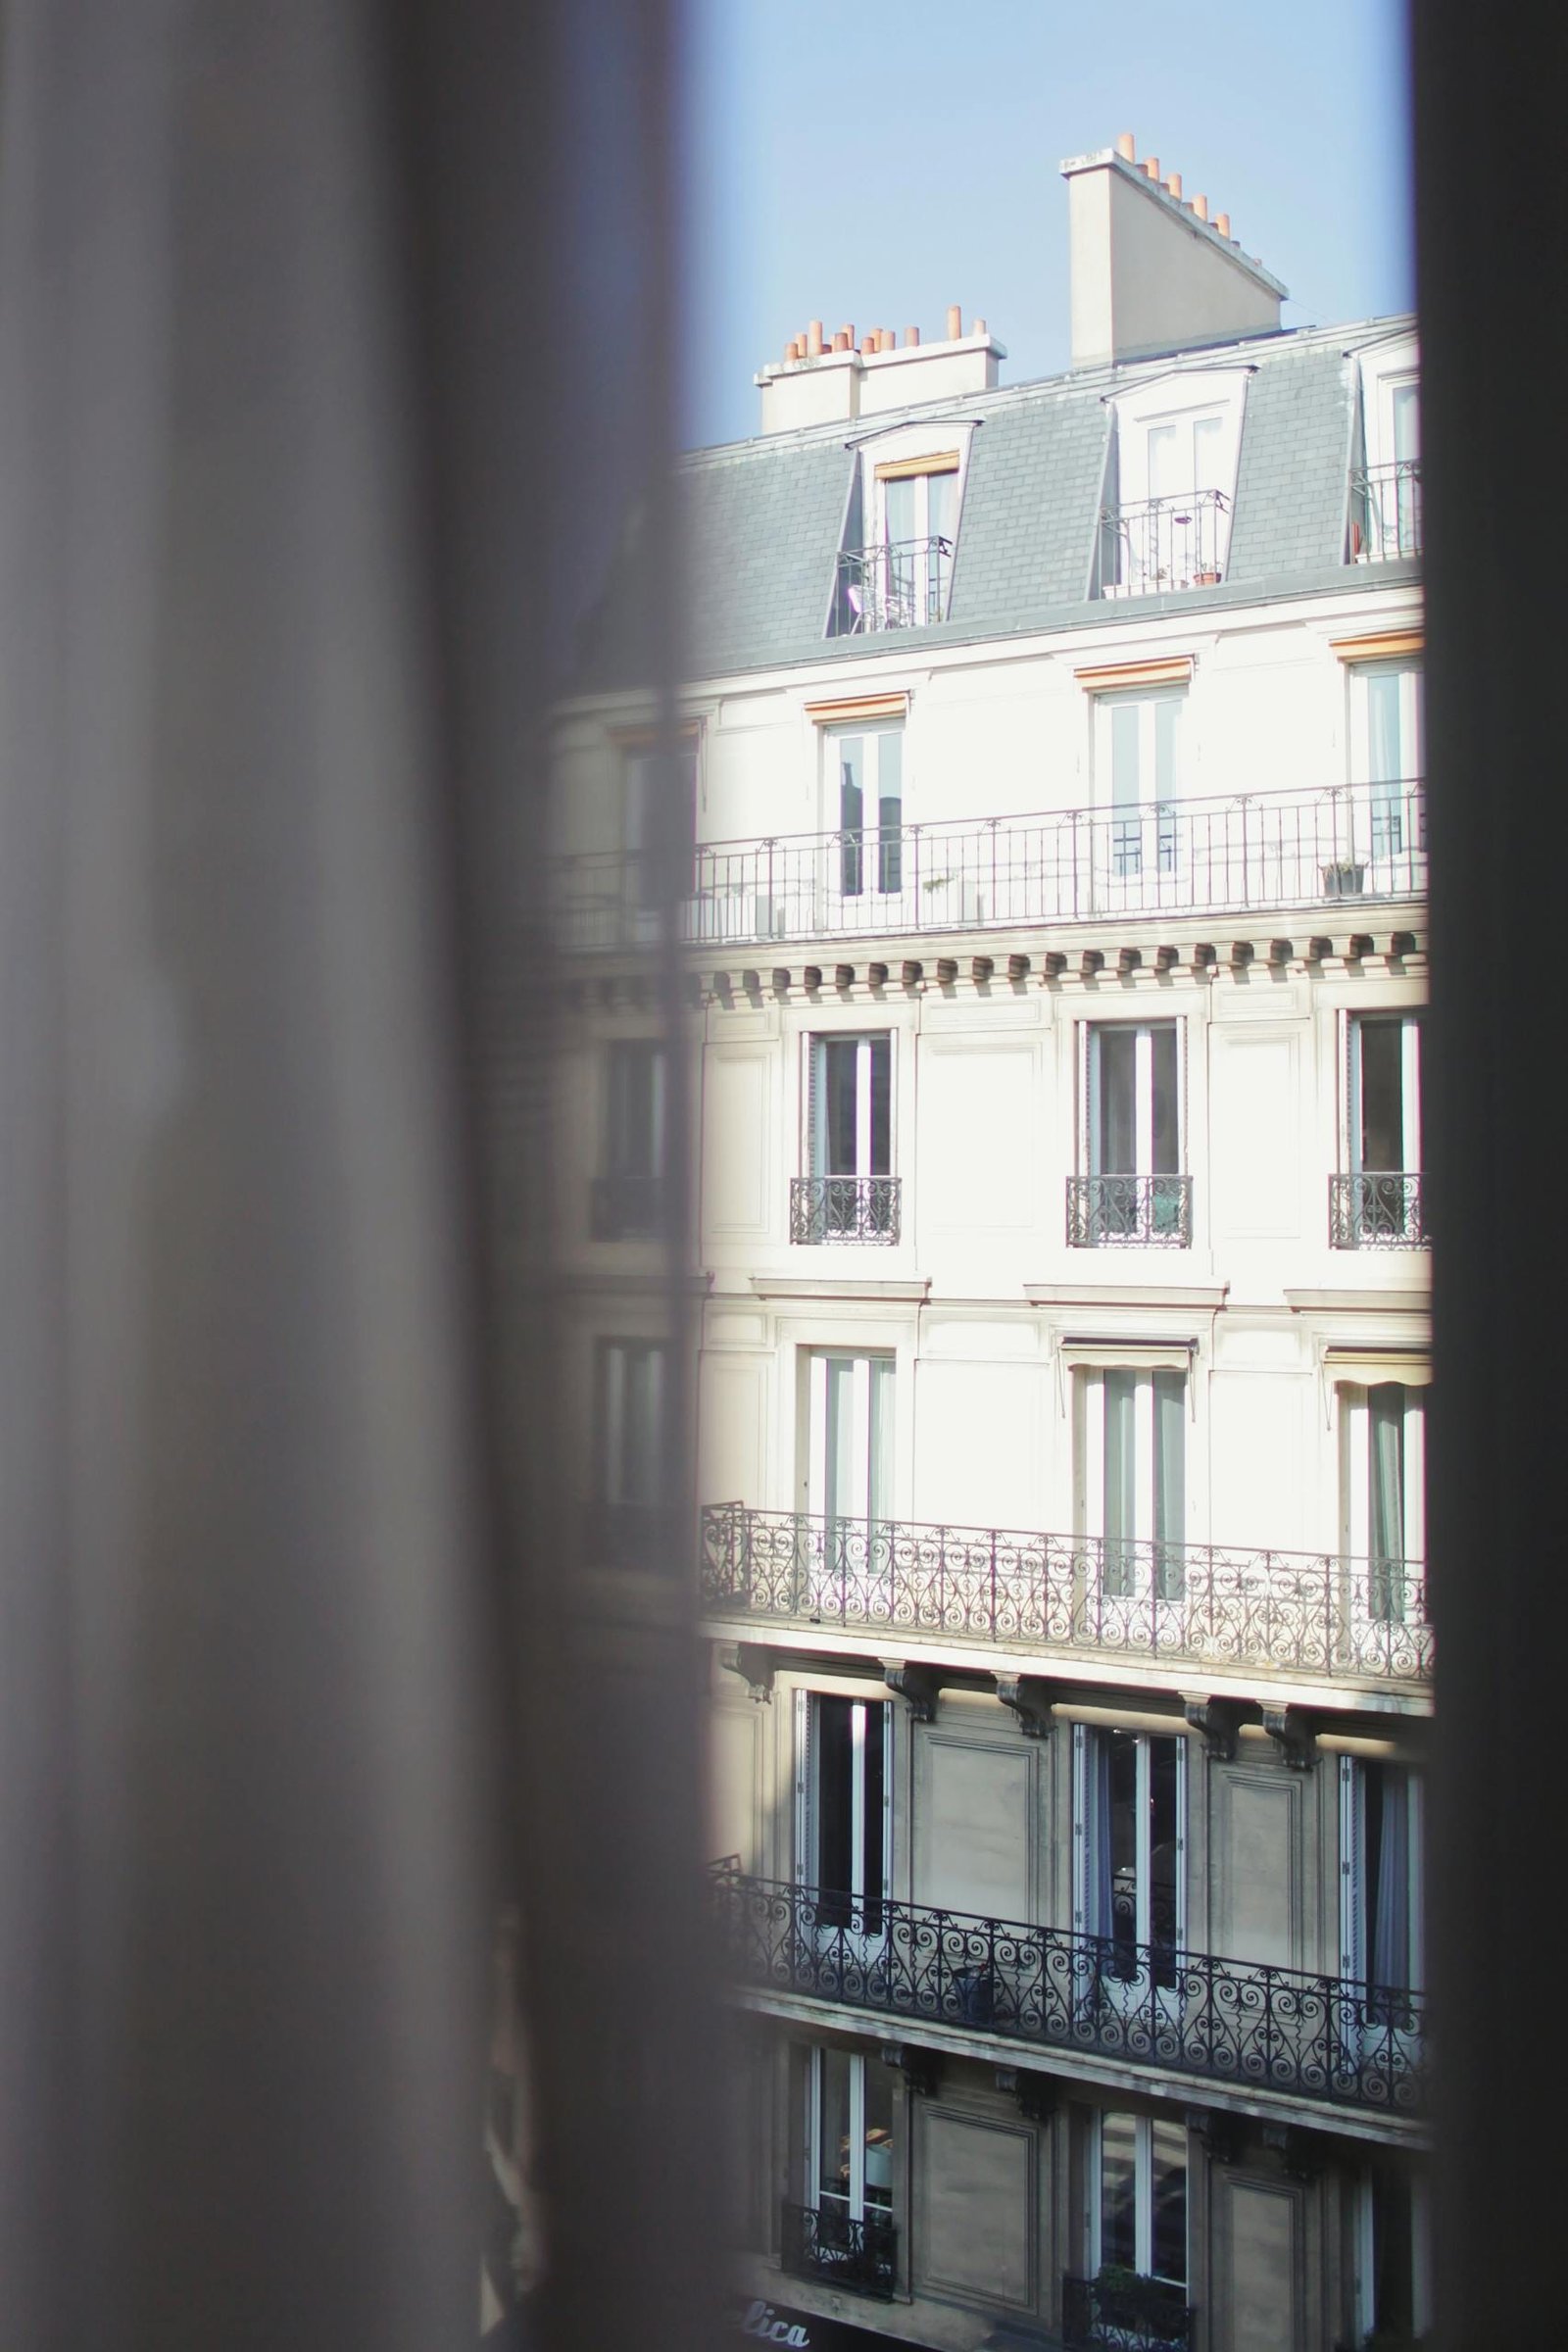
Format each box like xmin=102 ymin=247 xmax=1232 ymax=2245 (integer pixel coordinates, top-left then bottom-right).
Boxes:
xmin=1350 ymin=334 xmax=1420 ymax=563
xmin=828 ymin=428 xmax=973 ymax=636
xmin=1095 ymin=369 xmax=1250 ymax=598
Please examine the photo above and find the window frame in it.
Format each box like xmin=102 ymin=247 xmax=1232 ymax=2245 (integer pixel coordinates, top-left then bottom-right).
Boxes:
xmin=820 ymin=718 xmax=906 ymax=901
xmin=804 ymin=2046 xmax=895 ymax=2225
xmin=1088 ymin=2106 xmax=1190 ymax=2290
xmin=1100 ymin=367 xmax=1251 ymax=597
xmin=1075 ymin=1364 xmax=1190 ymax=1599
xmin=827 ymin=421 xmax=976 ymax=636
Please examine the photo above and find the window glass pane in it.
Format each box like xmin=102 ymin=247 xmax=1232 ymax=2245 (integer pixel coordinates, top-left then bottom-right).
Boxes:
xmin=862 ymin=2057 xmax=894 ymax=2210
xmin=1110 ymin=703 xmax=1142 ymax=809
xmin=1149 ymin=1736 xmax=1180 ymax=1954
xmin=1369 ymin=1384 xmax=1406 ymax=1568
xmin=1150 ymin=2118 xmax=1189 ymax=2286
xmin=1107 ymin=1729 xmax=1139 ymax=1967
xmin=876 ymin=731 xmax=903 ymax=893
xmin=823 ymin=1038 xmax=858 ymax=1174
xmin=816 ymin=2046 xmax=854 ymax=2209
xmin=1150 ymin=1025 xmax=1179 ymax=1173
xmin=838 ymin=736 xmax=864 ymax=895
xmin=868 ymin=1036 xmax=891 ymax=1174
xmin=1147 ymin=421 xmax=1180 ymax=498
xmin=860 ymin=1704 xmax=886 ymax=1928
xmin=1357 ymin=1018 xmax=1406 ymax=1168
xmin=1099 ymin=2111 xmax=1139 ymax=2271
xmin=883 ymin=476 xmax=916 ymax=543
xmin=1366 ymin=670 xmax=1405 ymax=783
xmin=1153 ymin=698 xmax=1181 ymax=799
xmin=1095 ymin=1027 xmax=1138 ymax=1172
xmin=926 ymin=470 xmax=957 ymax=544
xmin=1392 ymin=382 xmax=1420 ymax=463
xmin=815 ymin=1697 xmax=854 ymax=1900
xmin=1192 ymin=414 xmax=1224 ymax=493
xmin=867 ymin=1356 xmax=895 ymax=1521
xmin=1153 ymin=1371 xmax=1185 ymax=1594
xmin=1102 ymin=1374 xmax=1138 ymax=1576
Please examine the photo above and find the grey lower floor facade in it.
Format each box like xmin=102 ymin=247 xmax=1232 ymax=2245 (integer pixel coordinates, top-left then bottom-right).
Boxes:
xmin=722 ymin=2015 xmax=1430 ymax=2352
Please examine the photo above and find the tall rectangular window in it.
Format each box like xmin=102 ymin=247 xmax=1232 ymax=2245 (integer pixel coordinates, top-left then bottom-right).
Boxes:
xmin=590 ymin=1339 xmax=667 ymax=1565
xmin=1341 ymin=1758 xmax=1424 ymax=2016
xmin=810 ymin=1034 xmax=892 ymax=1178
xmin=1075 ymin=1728 xmax=1185 ymax=1985
xmin=1074 ymin=1023 xmax=1187 ymax=1247
xmin=807 ymin=1351 xmax=895 ymax=1525
xmin=798 ymin=1691 xmax=891 ymax=1928
xmin=1348 ymin=1014 xmax=1421 ymax=1176
xmin=873 ymin=455 xmax=958 ymax=627
xmin=1080 ymin=1368 xmax=1187 ymax=1599
xmin=1350 ymin=661 xmax=1424 ymax=864
xmin=830 ymin=725 xmax=904 ymax=898
xmin=1101 ymin=691 xmax=1182 ymax=879
xmin=809 ymin=2047 xmax=894 ymax=2223
xmin=1341 ymin=1380 xmax=1426 ymax=1621
xmin=593 ymin=1040 xmax=667 ymax=1238
xmin=1094 ymin=2110 xmax=1188 ymax=2290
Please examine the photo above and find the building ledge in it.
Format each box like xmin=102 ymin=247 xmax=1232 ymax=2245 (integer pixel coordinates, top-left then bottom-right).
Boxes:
xmin=749 ymin=1274 xmax=932 ymax=1302
xmin=1025 ymin=1281 xmax=1228 ymax=1309
xmin=1285 ymin=1286 xmax=1429 ymax=1312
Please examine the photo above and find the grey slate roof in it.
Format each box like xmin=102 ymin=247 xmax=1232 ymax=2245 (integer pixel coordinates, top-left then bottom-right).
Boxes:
xmin=573 ymin=318 xmax=1413 ymax=692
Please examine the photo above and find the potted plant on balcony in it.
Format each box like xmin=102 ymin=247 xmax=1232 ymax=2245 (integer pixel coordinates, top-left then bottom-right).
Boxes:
xmin=1321 ymin=858 xmax=1366 ymax=898
xmin=1192 ymin=566 xmax=1221 ymax=586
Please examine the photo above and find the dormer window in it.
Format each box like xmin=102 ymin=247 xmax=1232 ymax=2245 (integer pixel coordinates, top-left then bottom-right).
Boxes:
xmin=828 ymin=426 xmax=974 ymax=636
xmin=1096 ymin=369 xmax=1250 ymax=597
xmin=1351 ymin=334 xmax=1421 ymax=562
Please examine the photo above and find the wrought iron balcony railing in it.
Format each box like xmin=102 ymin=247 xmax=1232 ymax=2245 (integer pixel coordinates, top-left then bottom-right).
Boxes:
xmin=711 ymin=1868 xmax=1427 ymax=2120
xmin=1330 ymin=1171 xmax=1428 ymax=1250
xmin=699 ymin=1502 xmax=1433 ymax=1688
xmin=1068 ymin=1172 xmax=1192 ymax=1249
xmin=550 ymin=780 xmax=1426 ymax=953
xmin=831 ymin=535 xmax=954 ymax=635
xmin=790 ymin=1174 xmax=901 ymax=1245
xmin=589 ymin=1172 xmax=665 ymax=1241
xmin=779 ymin=2200 xmax=896 ymax=2300
xmin=1062 ymin=2272 xmax=1194 ymax=2352
xmin=1350 ymin=461 xmax=1423 ymax=562
xmin=1097 ymin=489 xmax=1230 ymax=597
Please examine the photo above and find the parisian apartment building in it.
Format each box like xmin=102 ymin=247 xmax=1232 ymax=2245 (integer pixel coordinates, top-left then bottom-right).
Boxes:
xmin=522 ymin=136 xmax=1429 ymax=2352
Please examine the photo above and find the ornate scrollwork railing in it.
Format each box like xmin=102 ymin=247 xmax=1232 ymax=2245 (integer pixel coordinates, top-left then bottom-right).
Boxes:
xmin=1067 ymin=1172 xmax=1193 ymax=1249
xmin=710 ymin=1868 xmax=1427 ymax=2120
xmin=699 ymin=1503 xmax=1432 ymax=1689
xmin=1062 ymin=2271 xmax=1194 ymax=2351
xmin=549 ymin=779 xmax=1427 ymax=953
xmin=1330 ymin=1170 xmax=1427 ymax=1249
xmin=789 ymin=1174 xmax=902 ymax=1245
xmin=779 ymin=2200 xmax=896 ymax=2300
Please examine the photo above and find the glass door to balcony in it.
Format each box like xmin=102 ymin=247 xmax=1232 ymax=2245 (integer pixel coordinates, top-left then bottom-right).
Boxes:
xmin=827 ymin=724 xmax=907 ymax=930
xmin=1348 ymin=660 xmax=1423 ymax=894
xmin=1096 ymin=691 xmax=1183 ymax=915
xmin=1080 ymin=1365 xmax=1188 ymax=1624
xmin=1074 ymin=1729 xmax=1186 ymax=2034
xmin=1344 ymin=1015 xmax=1422 ymax=1245
xmin=1340 ymin=1759 xmax=1425 ymax=2089
xmin=803 ymin=1348 xmax=895 ymax=1613
xmin=1084 ymin=2110 xmax=1190 ymax=2350
xmin=1341 ymin=1379 xmax=1426 ymax=1669
xmin=1079 ymin=1023 xmax=1187 ymax=1247
xmin=797 ymin=1693 xmax=892 ymax=1980
xmin=799 ymin=2047 xmax=894 ymax=2293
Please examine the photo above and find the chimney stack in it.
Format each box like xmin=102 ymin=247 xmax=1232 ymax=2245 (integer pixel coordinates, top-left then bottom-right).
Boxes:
xmin=1059 ymin=139 xmax=1286 ymax=368
xmin=755 ymin=306 xmax=1006 ymax=431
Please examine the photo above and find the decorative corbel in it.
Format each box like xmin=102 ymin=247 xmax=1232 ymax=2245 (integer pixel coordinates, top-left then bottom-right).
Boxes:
xmin=1007 ymin=953 xmax=1031 ymax=982
xmin=1261 ymin=1705 xmax=1317 ymax=1771
xmin=879 ymin=2043 xmax=940 ymax=2097
xmin=1182 ymin=1695 xmax=1244 ymax=1763
xmin=995 ymin=2066 xmax=1057 ymax=2124
xmin=972 ymin=955 xmax=994 ymax=984
xmin=1261 ymin=2123 xmax=1322 ymax=2182
xmin=883 ymin=1661 xmax=942 ymax=1723
xmin=1186 ymin=2106 xmax=1243 ymax=2166
xmin=995 ymin=1676 xmax=1056 ymax=1739
xmin=718 ymin=1642 xmax=775 ymax=1705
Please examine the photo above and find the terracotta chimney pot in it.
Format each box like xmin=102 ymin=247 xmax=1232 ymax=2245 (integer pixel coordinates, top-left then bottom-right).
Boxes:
xmin=1165 ymin=172 xmax=1182 ymax=199
xmin=946 ymin=303 xmax=962 ymax=339
xmin=904 ymin=326 xmax=920 ymax=346
xmin=1193 ymin=194 xmax=1208 ymax=221
xmin=807 ymin=318 xmax=824 ymax=356
xmin=1145 ymin=157 xmax=1159 ymax=180
xmin=1115 ymin=131 xmax=1136 ymax=161
xmin=1216 ymin=212 xmax=1231 ymax=238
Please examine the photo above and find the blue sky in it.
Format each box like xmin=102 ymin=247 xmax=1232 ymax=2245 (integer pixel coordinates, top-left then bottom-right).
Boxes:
xmin=679 ymin=0 xmax=1412 ymax=450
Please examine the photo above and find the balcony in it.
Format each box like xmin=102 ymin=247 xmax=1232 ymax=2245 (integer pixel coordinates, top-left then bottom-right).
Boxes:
xmin=1068 ymin=1173 xmax=1192 ymax=1250
xmin=1350 ymin=462 xmax=1422 ymax=563
xmin=779 ymin=2200 xmax=896 ymax=2300
xmin=551 ymin=781 xmax=1427 ymax=954
xmin=790 ymin=1174 xmax=901 ymax=1246
xmin=711 ymin=1868 xmax=1428 ymax=2120
xmin=1097 ymin=490 xmax=1230 ymax=597
xmin=1062 ymin=2272 xmax=1194 ymax=2352
xmin=589 ymin=1172 xmax=665 ymax=1240
xmin=699 ymin=1503 xmax=1433 ymax=1690
xmin=1330 ymin=1172 xmax=1428 ymax=1250
xmin=831 ymin=535 xmax=953 ymax=635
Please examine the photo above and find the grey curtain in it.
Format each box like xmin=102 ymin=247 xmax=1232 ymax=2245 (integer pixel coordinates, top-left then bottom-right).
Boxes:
xmin=0 ymin=4 xmax=719 ymax=2348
